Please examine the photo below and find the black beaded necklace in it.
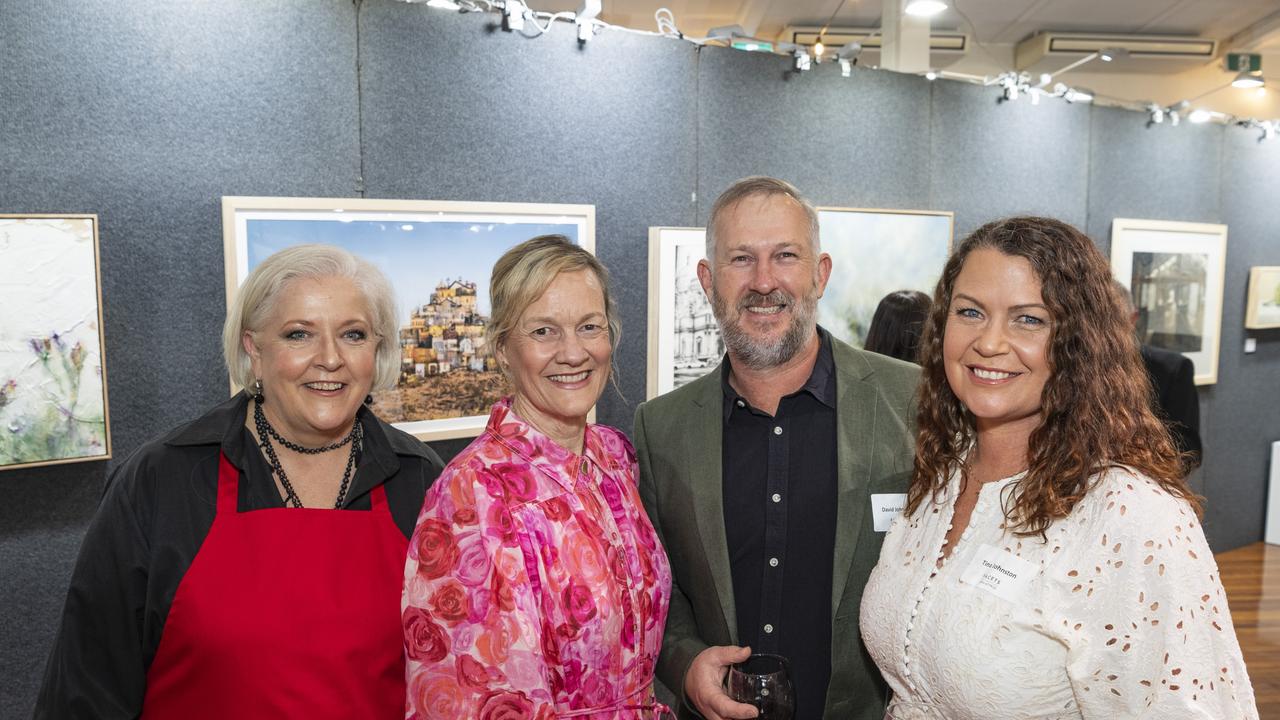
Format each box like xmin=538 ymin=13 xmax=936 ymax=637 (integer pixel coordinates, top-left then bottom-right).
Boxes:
xmin=252 ymin=401 xmax=362 ymax=509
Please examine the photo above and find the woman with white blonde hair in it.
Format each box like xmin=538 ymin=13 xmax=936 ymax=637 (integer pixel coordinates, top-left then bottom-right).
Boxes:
xmin=37 ymin=243 xmax=443 ymax=719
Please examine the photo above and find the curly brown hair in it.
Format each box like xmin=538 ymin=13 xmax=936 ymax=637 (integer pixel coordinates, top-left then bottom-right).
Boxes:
xmin=908 ymin=216 xmax=1200 ymax=536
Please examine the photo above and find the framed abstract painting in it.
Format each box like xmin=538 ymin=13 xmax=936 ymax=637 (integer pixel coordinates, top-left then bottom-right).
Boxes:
xmin=0 ymin=215 xmax=111 ymax=470
xmin=222 ymin=196 xmax=595 ymax=441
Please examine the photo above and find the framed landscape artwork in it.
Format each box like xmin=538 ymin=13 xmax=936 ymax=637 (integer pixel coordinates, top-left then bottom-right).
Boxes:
xmin=817 ymin=207 xmax=954 ymax=348
xmin=646 ymin=208 xmax=952 ymax=398
xmin=0 ymin=215 xmax=111 ymax=470
xmin=222 ymin=197 xmax=595 ymax=441
xmin=1110 ymin=218 xmax=1227 ymax=386
xmin=1245 ymin=266 xmax=1280 ymax=330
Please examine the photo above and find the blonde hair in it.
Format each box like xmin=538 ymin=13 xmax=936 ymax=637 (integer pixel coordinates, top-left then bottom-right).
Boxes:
xmin=222 ymin=244 xmax=401 ymax=391
xmin=488 ymin=235 xmax=620 ymax=364
xmin=705 ymin=176 xmax=820 ymax=259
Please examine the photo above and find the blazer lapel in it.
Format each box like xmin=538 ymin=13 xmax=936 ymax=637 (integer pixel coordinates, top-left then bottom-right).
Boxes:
xmin=830 ymin=344 xmax=877 ymax=616
xmin=685 ymin=366 xmax=739 ymax=644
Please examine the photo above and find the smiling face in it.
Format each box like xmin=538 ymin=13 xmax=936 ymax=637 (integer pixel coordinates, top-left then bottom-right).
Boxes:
xmin=497 ymin=269 xmax=612 ymax=442
xmin=698 ymin=193 xmax=831 ymax=370
xmin=943 ymin=247 xmax=1052 ymax=437
xmin=244 ymin=275 xmax=377 ymax=446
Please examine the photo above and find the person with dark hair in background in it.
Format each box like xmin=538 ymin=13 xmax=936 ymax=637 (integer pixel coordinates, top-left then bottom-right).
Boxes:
xmin=860 ymin=217 xmax=1255 ymax=718
xmin=1114 ymin=278 xmax=1202 ymax=472
xmin=863 ymin=290 xmax=931 ymax=364
xmin=37 ymin=244 xmax=444 ymax=719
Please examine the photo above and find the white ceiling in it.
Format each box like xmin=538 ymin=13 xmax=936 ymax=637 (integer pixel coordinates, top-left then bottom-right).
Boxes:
xmin=547 ymin=0 xmax=1280 ymax=51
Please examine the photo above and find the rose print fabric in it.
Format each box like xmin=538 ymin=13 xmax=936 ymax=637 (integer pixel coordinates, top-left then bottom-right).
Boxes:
xmin=403 ymin=398 xmax=672 ymax=719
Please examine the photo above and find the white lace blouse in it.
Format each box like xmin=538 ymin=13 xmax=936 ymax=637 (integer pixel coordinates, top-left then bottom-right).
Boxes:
xmin=860 ymin=467 xmax=1258 ymax=719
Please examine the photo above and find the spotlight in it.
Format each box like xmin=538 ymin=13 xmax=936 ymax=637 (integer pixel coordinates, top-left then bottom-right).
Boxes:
xmin=576 ymin=0 xmax=601 ymax=42
xmin=793 ymin=49 xmax=812 ymax=72
xmin=1188 ymin=109 xmax=1212 ymax=124
xmin=1098 ymin=47 xmax=1128 ymax=62
xmin=1232 ymin=71 xmax=1265 ymax=89
xmin=814 ymin=37 xmax=825 ymax=58
xmin=904 ymin=0 xmax=947 ymax=17
xmin=502 ymin=0 xmax=526 ymax=31
xmin=1146 ymin=103 xmax=1166 ymax=127
xmin=925 ymin=70 xmax=938 ymax=81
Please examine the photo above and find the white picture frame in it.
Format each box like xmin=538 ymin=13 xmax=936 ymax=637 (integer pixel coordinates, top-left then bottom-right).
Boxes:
xmin=222 ymin=196 xmax=595 ymax=441
xmin=1110 ymin=218 xmax=1228 ymax=386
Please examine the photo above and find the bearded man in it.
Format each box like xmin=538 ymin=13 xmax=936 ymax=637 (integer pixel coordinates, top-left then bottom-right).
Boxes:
xmin=635 ymin=177 xmax=919 ymax=720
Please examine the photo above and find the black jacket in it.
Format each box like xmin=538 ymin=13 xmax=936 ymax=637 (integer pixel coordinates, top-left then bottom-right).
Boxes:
xmin=35 ymin=392 xmax=443 ymax=719
xmin=1141 ymin=344 xmax=1202 ymax=471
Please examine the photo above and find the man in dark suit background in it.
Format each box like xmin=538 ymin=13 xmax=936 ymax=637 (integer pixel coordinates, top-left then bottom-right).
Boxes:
xmin=1115 ymin=280 xmax=1202 ymax=471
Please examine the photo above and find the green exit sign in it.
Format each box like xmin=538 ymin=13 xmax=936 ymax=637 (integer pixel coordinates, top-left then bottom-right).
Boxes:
xmin=1227 ymin=53 xmax=1261 ymax=72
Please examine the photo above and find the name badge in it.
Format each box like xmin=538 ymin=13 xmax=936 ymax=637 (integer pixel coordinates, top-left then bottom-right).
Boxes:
xmin=870 ymin=493 xmax=906 ymax=532
xmin=959 ymin=544 xmax=1038 ymax=602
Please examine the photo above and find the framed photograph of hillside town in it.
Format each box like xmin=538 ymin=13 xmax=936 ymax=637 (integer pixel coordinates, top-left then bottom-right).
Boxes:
xmin=1245 ymin=266 xmax=1280 ymax=330
xmin=1110 ymin=218 xmax=1227 ymax=386
xmin=0 ymin=215 xmax=112 ymax=471
xmin=222 ymin=197 xmax=595 ymax=441
xmin=646 ymin=227 xmax=719 ymax=399
xmin=816 ymin=207 xmax=954 ymax=349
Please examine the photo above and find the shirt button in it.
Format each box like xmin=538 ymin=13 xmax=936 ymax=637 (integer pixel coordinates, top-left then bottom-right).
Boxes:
xmin=769 ymin=557 xmax=779 ymax=567
xmin=773 ymin=426 xmax=782 ymax=435
xmin=904 ymin=656 xmax=911 ymax=664
xmin=736 ymin=399 xmax=745 ymax=408
xmin=903 ymin=667 xmax=911 ymax=676
xmin=763 ymin=623 xmax=774 ymax=634
xmin=772 ymin=493 xmax=782 ymax=503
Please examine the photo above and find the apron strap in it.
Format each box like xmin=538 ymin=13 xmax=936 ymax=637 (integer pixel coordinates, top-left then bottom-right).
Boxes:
xmin=216 ymin=452 xmax=240 ymax=514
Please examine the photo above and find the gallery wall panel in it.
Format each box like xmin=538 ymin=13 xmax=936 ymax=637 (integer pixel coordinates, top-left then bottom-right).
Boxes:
xmin=0 ymin=0 xmax=361 ymax=713
xmin=1211 ymin=130 xmax=1280 ymax=551
xmin=1085 ymin=106 xmax=1223 ymax=256
xmin=930 ymin=79 xmax=1091 ymax=238
xmin=696 ymin=46 xmax=933 ymax=218
xmin=358 ymin=0 xmax=699 ymax=433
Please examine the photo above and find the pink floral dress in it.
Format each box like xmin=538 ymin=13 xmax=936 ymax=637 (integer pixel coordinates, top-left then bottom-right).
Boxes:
xmin=403 ymin=398 xmax=672 ymax=720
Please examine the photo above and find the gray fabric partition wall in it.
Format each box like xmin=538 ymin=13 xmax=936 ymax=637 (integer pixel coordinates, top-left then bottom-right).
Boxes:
xmin=2 ymin=0 xmax=1278 ymax=714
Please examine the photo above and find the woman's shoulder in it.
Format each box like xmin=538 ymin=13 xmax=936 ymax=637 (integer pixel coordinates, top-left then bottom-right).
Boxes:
xmin=1058 ymin=466 xmax=1202 ymax=545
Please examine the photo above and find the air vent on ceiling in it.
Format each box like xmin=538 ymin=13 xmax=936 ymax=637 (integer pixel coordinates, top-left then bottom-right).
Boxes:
xmin=1016 ymin=33 xmax=1217 ymax=75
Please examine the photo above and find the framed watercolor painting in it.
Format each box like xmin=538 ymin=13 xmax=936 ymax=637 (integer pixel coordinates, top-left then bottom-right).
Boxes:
xmin=1245 ymin=266 xmax=1280 ymax=330
xmin=222 ymin=196 xmax=595 ymax=441
xmin=0 ymin=214 xmax=111 ymax=470
xmin=816 ymin=207 xmax=953 ymax=348
xmin=1110 ymin=218 xmax=1227 ymax=386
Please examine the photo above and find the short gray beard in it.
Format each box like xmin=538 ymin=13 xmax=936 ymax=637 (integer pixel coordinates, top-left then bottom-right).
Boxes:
xmin=711 ymin=285 xmax=818 ymax=371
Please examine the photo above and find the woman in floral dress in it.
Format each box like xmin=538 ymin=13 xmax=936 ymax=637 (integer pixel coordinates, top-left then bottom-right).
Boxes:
xmin=403 ymin=235 xmax=672 ymax=719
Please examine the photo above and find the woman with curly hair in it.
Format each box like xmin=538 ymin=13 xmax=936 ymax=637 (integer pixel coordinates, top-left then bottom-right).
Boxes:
xmin=859 ymin=217 xmax=1257 ymax=719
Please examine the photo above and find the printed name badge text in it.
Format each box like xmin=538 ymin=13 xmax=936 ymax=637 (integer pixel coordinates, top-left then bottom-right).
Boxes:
xmin=870 ymin=493 xmax=907 ymax=532
xmin=958 ymin=544 xmax=1038 ymax=602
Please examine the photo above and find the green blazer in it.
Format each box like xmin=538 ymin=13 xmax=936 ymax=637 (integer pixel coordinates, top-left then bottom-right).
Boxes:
xmin=634 ymin=338 xmax=919 ymax=720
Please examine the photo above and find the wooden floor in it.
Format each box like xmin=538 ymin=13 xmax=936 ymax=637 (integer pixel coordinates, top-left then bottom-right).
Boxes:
xmin=1219 ymin=543 xmax=1280 ymax=718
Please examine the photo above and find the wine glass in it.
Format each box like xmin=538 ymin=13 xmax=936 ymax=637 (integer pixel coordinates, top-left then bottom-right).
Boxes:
xmin=883 ymin=699 xmax=948 ymax=719
xmin=727 ymin=653 xmax=794 ymax=720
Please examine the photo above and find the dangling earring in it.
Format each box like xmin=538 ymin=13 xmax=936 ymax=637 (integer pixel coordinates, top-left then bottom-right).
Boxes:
xmin=364 ymin=394 xmax=373 ymax=405
xmin=252 ymin=379 xmax=265 ymax=404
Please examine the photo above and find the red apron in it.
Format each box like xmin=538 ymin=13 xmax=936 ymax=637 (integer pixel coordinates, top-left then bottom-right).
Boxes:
xmin=141 ymin=453 xmax=408 ymax=719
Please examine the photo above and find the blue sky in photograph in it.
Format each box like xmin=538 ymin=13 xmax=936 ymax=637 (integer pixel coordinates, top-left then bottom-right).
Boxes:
xmin=246 ymin=219 xmax=580 ymax=318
